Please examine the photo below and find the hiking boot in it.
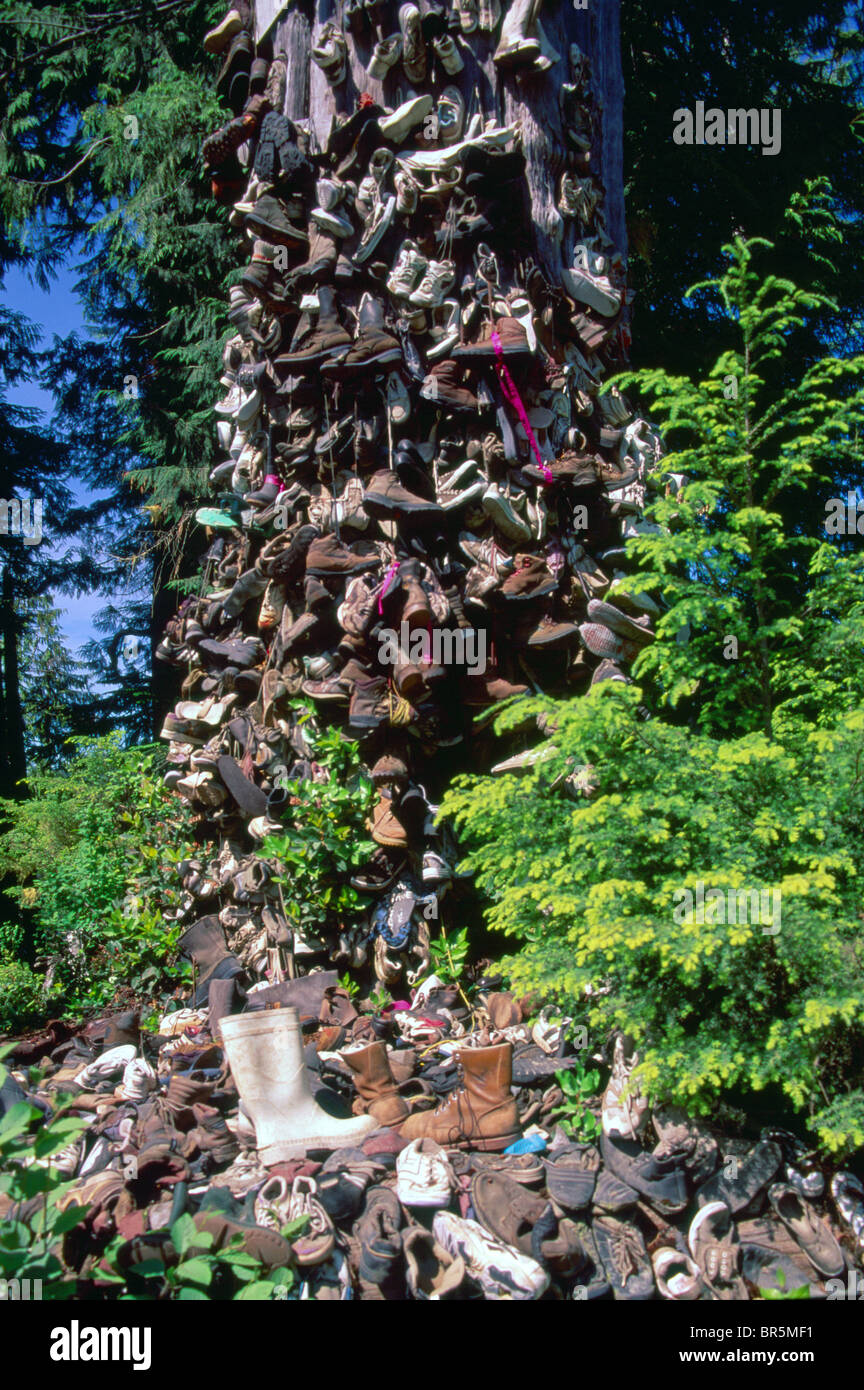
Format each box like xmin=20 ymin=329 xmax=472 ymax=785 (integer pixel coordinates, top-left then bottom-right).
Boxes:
xmin=453 ymin=315 xmax=531 ymax=359
xmin=399 ymin=558 xmax=433 ymax=626
xmin=463 ymin=671 xmax=528 ymax=705
xmin=305 ymin=534 xmax=380 ymax=576
xmin=367 ymin=792 xmax=411 ymax=846
xmin=302 ymin=656 xmax=369 ymax=704
xmin=343 ymin=1042 xmax=410 ymax=1127
xmin=420 ymin=359 xmax=477 ymax=410
xmin=245 ymin=193 xmax=308 ymax=248
xmin=278 ymin=286 xmax=351 ymax=368
xmin=349 ymin=676 xmax=390 ymax=730
xmin=326 ymin=295 xmax=402 ymax=374
xmin=499 ymin=554 xmax=557 ymax=601
xmin=399 ymin=1043 xmax=520 ymax=1150
xmin=364 ymin=471 xmax=443 ymax=520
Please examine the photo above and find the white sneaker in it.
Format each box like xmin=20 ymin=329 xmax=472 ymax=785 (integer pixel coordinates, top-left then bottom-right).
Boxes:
xmin=117 ymin=1057 xmax=157 ymax=1101
xmin=602 ymin=1034 xmax=649 ymax=1139
xmin=368 ymin=33 xmax=402 ymax=80
xmin=379 ymin=94 xmax=434 ymax=145
xmin=482 ymin=483 xmax=531 ymax=541
xmin=396 ymin=1138 xmax=457 ymax=1208
xmin=562 ymin=264 xmax=622 ymax=319
xmin=74 ymin=1044 xmax=137 ymax=1090
xmin=409 ymin=258 xmax=455 ymax=308
xmin=387 ymin=240 xmax=428 ymax=299
xmin=432 ymin=1211 xmax=549 ymax=1299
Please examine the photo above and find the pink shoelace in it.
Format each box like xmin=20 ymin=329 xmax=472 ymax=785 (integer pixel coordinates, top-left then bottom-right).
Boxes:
xmin=491 ymin=329 xmax=555 ymax=485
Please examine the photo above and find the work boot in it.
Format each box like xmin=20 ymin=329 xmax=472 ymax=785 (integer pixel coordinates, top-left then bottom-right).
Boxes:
xmin=364 ymin=471 xmax=444 ymax=521
xmin=343 ymin=1042 xmax=410 ymax=1127
xmin=399 ymin=1043 xmax=521 ymax=1151
xmin=349 ymin=676 xmax=391 ymax=730
xmin=179 ymin=916 xmax=245 ymax=1006
xmin=399 ymin=559 xmax=433 ymax=627
xmin=219 ymin=1008 xmax=376 ymax=1163
xmin=499 ymin=553 xmax=558 ymax=601
xmin=420 ymin=359 xmax=478 ymax=410
xmin=305 ymin=533 xmax=380 ymax=576
xmin=326 ymin=295 xmax=402 ymax=375
xmin=277 ymin=286 xmax=351 ymax=368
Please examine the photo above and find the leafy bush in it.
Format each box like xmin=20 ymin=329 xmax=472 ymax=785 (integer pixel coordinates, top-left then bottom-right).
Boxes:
xmin=262 ymin=708 xmax=375 ymax=942
xmin=0 ymin=960 xmax=58 ymax=1035
xmin=0 ymin=733 xmax=195 ymax=1017
xmin=442 ymin=688 xmax=864 ymax=1156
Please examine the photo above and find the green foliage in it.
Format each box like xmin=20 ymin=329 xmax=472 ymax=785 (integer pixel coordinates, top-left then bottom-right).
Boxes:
xmin=98 ymin=1212 xmax=300 ymax=1302
xmin=429 ymin=926 xmax=471 ymax=986
xmin=547 ymin=1063 xmax=602 ymax=1143
xmin=608 ymin=226 xmax=864 ymax=739
xmin=0 ymin=1050 xmax=89 ymax=1299
xmin=0 ymin=733 xmax=195 ymax=1016
xmin=0 ymin=960 xmax=59 ymax=1035
xmin=262 ymin=709 xmax=375 ymax=942
xmin=441 ymin=687 xmax=864 ymax=1156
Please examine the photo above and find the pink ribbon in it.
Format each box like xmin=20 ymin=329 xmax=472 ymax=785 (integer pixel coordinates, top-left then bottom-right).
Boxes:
xmin=491 ymin=330 xmax=555 ymax=485
xmin=378 ymin=560 xmax=400 ymax=615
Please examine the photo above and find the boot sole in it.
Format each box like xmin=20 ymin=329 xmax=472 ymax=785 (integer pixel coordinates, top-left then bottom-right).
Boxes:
xmin=451 ymin=1131 xmax=522 ymax=1152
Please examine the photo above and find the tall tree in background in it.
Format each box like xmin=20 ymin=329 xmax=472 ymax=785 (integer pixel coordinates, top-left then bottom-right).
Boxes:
xmin=621 ymin=0 xmax=864 ymax=376
xmin=0 ymin=2 xmax=235 ymax=734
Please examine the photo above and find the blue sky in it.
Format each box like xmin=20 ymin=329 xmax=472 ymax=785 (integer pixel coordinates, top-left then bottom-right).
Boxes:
xmin=3 ymin=260 xmax=106 ymax=655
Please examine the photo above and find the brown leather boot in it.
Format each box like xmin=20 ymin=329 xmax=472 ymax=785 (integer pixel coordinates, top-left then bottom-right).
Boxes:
xmin=399 ymin=1043 xmax=520 ymax=1151
xmin=344 ymin=1042 xmax=410 ymax=1127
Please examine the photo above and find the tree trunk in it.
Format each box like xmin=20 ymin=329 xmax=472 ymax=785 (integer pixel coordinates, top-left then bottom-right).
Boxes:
xmin=0 ymin=565 xmax=27 ymax=800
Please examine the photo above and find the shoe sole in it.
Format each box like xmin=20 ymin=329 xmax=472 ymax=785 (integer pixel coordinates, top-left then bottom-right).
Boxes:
xmin=324 ymin=346 xmax=402 ymax=374
xmin=244 ymin=215 xmax=308 ymax=247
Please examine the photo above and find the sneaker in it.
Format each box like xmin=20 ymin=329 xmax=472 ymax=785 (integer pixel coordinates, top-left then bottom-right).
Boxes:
xmin=593 ymin=1216 xmax=655 ymax=1300
xmin=458 ymin=534 xmax=514 ymax=576
xmin=436 ymin=86 xmax=465 ymax=145
xmin=398 ymin=2 xmax=426 ymax=83
xmin=409 ymin=258 xmax=456 ymax=309
xmin=602 ymin=1034 xmax=649 ymax=1139
xmin=368 ymin=33 xmax=402 ymax=80
xmin=396 ymin=1138 xmax=456 ymax=1208
xmin=379 ymin=93 xmax=434 ymax=144
xmin=562 ymin=263 xmax=623 ymax=318
xmin=432 ymin=1211 xmax=549 ymax=1300
xmin=387 ymin=241 xmax=428 ymax=299
xmin=482 ymin=483 xmax=531 ymax=542
xmin=311 ymin=22 xmax=348 ymax=84
xmin=586 ymin=600 xmax=654 ymax=646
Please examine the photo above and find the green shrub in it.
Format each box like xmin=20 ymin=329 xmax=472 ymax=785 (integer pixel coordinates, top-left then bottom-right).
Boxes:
xmin=441 ymin=689 xmax=864 ymax=1157
xmin=0 ymin=959 xmax=55 ymax=1035
xmin=0 ymin=733 xmax=195 ymax=1016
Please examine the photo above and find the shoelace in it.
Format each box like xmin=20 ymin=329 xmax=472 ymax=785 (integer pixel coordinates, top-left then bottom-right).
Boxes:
xmin=491 ymin=331 xmax=554 ymax=484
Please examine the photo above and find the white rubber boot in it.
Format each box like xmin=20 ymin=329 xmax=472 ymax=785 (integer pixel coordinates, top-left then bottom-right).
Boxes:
xmin=220 ymin=1008 xmax=376 ymax=1163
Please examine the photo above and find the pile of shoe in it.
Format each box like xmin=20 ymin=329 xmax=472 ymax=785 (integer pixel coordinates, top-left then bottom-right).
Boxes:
xmin=4 ymin=1007 xmax=859 ymax=1301
xmin=155 ymin=2 xmax=680 ymax=997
